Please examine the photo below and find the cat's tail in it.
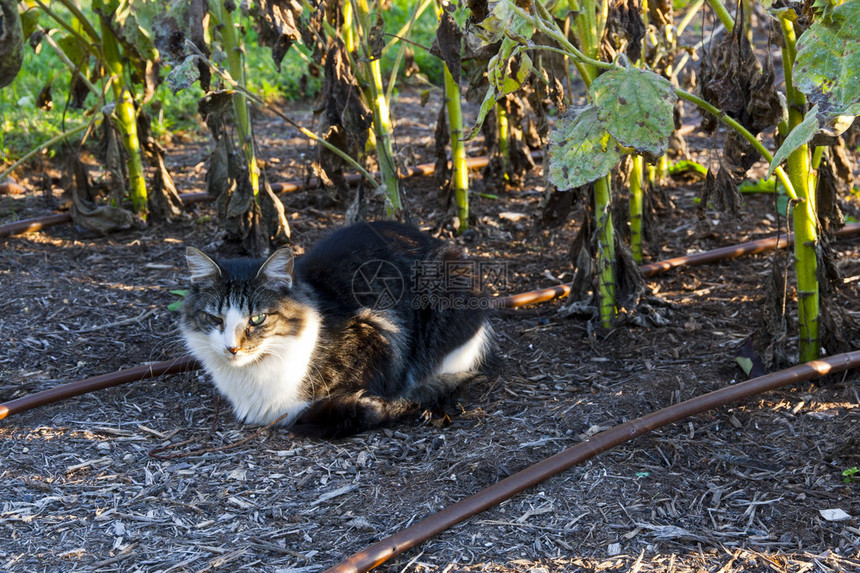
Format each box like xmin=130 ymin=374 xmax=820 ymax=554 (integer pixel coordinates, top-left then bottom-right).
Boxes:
xmin=292 ymin=392 xmax=418 ymax=439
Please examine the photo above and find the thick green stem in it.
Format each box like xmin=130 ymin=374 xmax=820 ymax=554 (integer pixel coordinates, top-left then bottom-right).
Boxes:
xmin=342 ymin=0 xmax=357 ymax=53
xmin=214 ymin=0 xmax=259 ymax=197
xmin=353 ymin=0 xmax=402 ymax=217
xmin=780 ymin=15 xmax=819 ymax=362
xmin=100 ymin=18 xmax=147 ymax=217
xmin=629 ymin=155 xmax=645 ymax=264
xmin=444 ymin=62 xmax=469 ymax=231
xmin=655 ymin=154 xmax=669 ymax=182
xmin=368 ymin=56 xmax=403 ymax=216
xmin=495 ymin=101 xmax=510 ymax=181
xmin=594 ymin=175 xmax=616 ymax=327
xmin=791 ymin=143 xmax=819 ymax=362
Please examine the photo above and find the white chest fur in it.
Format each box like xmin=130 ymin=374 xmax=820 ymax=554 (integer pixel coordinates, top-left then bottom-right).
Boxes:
xmin=183 ymin=311 xmax=321 ymax=426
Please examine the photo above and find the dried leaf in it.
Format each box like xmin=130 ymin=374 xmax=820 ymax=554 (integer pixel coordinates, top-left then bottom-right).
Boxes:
xmin=252 ymin=0 xmax=303 ymax=70
xmin=430 ymin=7 xmax=463 ymax=85
xmin=70 ymin=187 xmax=139 ymax=235
xmin=699 ymin=14 xmax=760 ymax=134
xmin=601 ymin=0 xmax=645 ymax=62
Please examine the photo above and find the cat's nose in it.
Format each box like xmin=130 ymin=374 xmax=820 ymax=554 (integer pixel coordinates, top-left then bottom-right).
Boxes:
xmin=225 ymin=345 xmax=240 ymax=355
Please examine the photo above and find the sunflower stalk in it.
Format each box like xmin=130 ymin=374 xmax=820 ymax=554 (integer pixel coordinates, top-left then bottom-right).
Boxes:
xmin=495 ymin=101 xmax=510 ymax=181
xmin=779 ymin=14 xmax=819 ymax=362
xmin=212 ymin=0 xmax=259 ymax=197
xmin=353 ymin=0 xmax=403 ymax=217
xmin=444 ymin=59 xmax=469 ymax=231
xmin=99 ymin=17 xmax=147 ymax=216
xmin=629 ymin=155 xmax=645 ymax=264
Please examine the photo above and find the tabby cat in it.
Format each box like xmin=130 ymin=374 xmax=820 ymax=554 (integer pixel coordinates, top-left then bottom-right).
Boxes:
xmin=181 ymin=221 xmax=492 ymax=437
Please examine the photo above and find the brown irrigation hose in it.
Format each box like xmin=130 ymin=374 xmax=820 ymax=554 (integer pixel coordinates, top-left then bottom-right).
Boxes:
xmin=324 ymin=350 xmax=860 ymax=573
xmin=2 ymin=222 xmax=860 ymax=420
xmin=0 ymin=213 xmax=73 ymax=238
xmin=0 ymin=355 xmax=200 ymax=421
xmin=0 ymin=152 xmax=520 ymax=239
xmin=498 ymin=222 xmax=860 ymax=308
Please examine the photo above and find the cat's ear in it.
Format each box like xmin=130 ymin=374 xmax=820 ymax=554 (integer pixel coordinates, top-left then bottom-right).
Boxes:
xmin=258 ymin=247 xmax=295 ymax=288
xmin=185 ymin=247 xmax=221 ymax=283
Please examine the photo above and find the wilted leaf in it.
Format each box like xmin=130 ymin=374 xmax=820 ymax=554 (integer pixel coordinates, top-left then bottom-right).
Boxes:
xmin=816 ymin=157 xmax=844 ymax=235
xmin=698 ymin=16 xmax=760 ymax=134
xmin=137 ymin=109 xmax=183 ymax=221
xmin=258 ymin=175 xmax=291 ymax=247
xmin=590 ymin=64 xmax=676 ymax=160
xmin=601 ymin=0 xmax=645 ymax=62
xmin=70 ymin=187 xmax=139 ymax=234
xmin=794 ymin=1 xmax=860 ymax=125
xmin=0 ymin=0 xmax=24 ymax=88
xmin=746 ymin=52 xmax=785 ymax=134
xmin=767 ymin=105 xmax=820 ymax=178
xmin=735 ymin=339 xmax=767 ymax=378
xmin=94 ymin=0 xmax=161 ymax=102
xmin=166 ymin=55 xmax=202 ymax=94
xmin=699 ymin=162 xmax=741 ymax=219
xmin=430 ymin=6 xmax=463 ymax=84
xmin=547 ymin=106 xmax=621 ymax=190
xmin=251 ymin=0 xmax=303 ymax=70
xmin=152 ymin=0 xmax=210 ymax=90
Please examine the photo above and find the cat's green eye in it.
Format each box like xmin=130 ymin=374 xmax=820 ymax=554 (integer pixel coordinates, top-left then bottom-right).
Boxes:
xmin=249 ymin=313 xmax=267 ymax=327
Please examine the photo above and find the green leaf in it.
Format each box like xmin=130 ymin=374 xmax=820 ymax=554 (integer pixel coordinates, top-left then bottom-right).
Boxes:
xmin=590 ymin=65 xmax=677 ymax=160
xmin=167 ymin=289 xmax=188 ymax=312
xmin=476 ymin=0 xmax=535 ymax=44
xmin=501 ymin=53 xmax=532 ymax=95
xmin=547 ymin=106 xmax=621 ymax=190
xmin=766 ymin=105 xmax=820 ymax=178
xmin=465 ymin=86 xmax=498 ymax=140
xmin=794 ymin=1 xmax=860 ymax=126
xmin=735 ymin=356 xmax=754 ymax=377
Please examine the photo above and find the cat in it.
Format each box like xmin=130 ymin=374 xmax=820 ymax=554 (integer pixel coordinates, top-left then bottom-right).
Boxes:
xmin=180 ymin=221 xmax=493 ymax=437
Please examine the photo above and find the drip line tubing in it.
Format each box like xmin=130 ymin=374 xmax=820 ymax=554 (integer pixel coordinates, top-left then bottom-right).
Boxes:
xmin=1 ymin=222 xmax=859 ymax=420
xmin=0 ymin=355 xmax=200 ymax=421
xmin=498 ymin=222 xmax=860 ymax=308
xmin=0 ymin=151 xmax=530 ymax=239
xmin=324 ymin=350 xmax=860 ymax=573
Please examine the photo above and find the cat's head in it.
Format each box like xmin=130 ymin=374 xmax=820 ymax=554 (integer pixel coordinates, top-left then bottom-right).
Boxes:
xmin=180 ymin=246 xmax=310 ymax=367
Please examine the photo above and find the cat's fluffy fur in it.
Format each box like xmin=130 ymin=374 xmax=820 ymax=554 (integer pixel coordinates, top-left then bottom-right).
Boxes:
xmin=181 ymin=221 xmax=492 ymax=437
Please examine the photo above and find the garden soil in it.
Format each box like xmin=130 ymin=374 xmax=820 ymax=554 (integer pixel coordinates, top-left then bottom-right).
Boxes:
xmin=1 ymin=86 xmax=858 ymax=572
